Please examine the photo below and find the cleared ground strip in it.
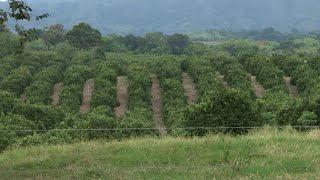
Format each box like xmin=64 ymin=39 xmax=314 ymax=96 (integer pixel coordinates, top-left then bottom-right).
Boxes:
xmin=115 ymin=76 xmax=129 ymax=118
xmin=284 ymin=76 xmax=299 ymax=97
xmin=51 ymin=82 xmax=64 ymax=106
xmin=182 ymin=73 xmax=198 ymax=104
xmin=151 ymin=74 xmax=168 ymax=136
xmin=80 ymin=79 xmax=95 ymax=113
xmin=249 ymin=75 xmax=265 ymax=98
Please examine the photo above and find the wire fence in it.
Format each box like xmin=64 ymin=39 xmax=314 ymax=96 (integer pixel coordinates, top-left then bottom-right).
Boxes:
xmin=0 ymin=127 xmax=318 ymax=174
xmin=0 ymin=126 xmax=319 ymax=132
xmin=0 ymin=164 xmax=314 ymax=173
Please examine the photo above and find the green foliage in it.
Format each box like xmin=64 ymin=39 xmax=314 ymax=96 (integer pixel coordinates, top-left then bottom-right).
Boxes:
xmin=14 ymin=104 xmax=65 ymax=129
xmin=125 ymin=63 xmax=154 ymax=130
xmin=244 ymin=54 xmax=287 ymax=91
xmin=25 ymin=39 xmax=47 ymax=51
xmin=256 ymin=90 xmax=293 ymax=125
xmin=119 ymin=108 xmax=155 ymax=136
xmin=64 ymin=65 xmax=92 ymax=85
xmin=0 ymin=66 xmax=32 ymax=95
xmin=185 ymin=58 xmax=223 ymax=99
xmin=1 ymin=32 xmax=320 ymax=151
xmin=0 ymin=91 xmax=17 ymax=114
xmin=65 ymin=22 xmax=102 ymax=49
xmin=145 ymin=32 xmax=169 ymax=54
xmin=127 ymin=64 xmax=152 ymax=109
xmin=74 ymin=112 xmax=117 ymax=140
xmin=102 ymin=33 xmax=193 ymax=55
xmin=182 ymin=89 xmax=258 ymax=135
xmin=1 ymin=130 xmax=320 ymax=178
xmin=43 ymin=24 xmax=65 ymax=48
xmin=297 ymin=111 xmax=318 ymax=126
xmin=26 ymin=65 xmax=63 ymax=104
xmin=0 ymin=32 xmax=19 ymax=56
xmin=210 ymin=55 xmax=255 ymax=98
xmin=91 ymin=62 xmax=117 ymax=110
xmin=156 ymin=58 xmax=187 ymax=127
xmin=0 ymin=0 xmax=48 ymax=52
xmin=59 ymin=85 xmax=83 ymax=112
xmin=54 ymin=42 xmax=78 ymax=61
xmin=271 ymin=54 xmax=303 ymax=76
xmin=183 ymin=43 xmax=207 ymax=56
xmin=167 ymin=33 xmax=191 ymax=55
xmin=218 ymin=40 xmax=259 ymax=56
xmin=291 ymin=64 xmax=318 ymax=96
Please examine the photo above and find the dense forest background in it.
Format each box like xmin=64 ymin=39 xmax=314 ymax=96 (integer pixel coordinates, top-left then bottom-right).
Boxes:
xmin=2 ymin=0 xmax=320 ymax=34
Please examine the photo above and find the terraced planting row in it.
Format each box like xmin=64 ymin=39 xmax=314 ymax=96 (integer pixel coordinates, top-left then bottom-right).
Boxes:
xmin=210 ymin=55 xmax=256 ymax=98
xmin=0 ymin=56 xmax=302 ymax=117
xmin=0 ymin=53 xmax=318 ymax=148
xmin=155 ymin=58 xmax=188 ymax=131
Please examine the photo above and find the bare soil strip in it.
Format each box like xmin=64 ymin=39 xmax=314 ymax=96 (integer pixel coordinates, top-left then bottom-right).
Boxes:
xmin=51 ymin=82 xmax=64 ymax=106
xmin=80 ymin=79 xmax=95 ymax=113
xmin=115 ymin=76 xmax=129 ymax=118
xmin=182 ymin=73 xmax=198 ymax=104
xmin=283 ymin=76 xmax=299 ymax=97
xmin=151 ymin=74 xmax=168 ymax=136
xmin=249 ymin=75 xmax=265 ymax=98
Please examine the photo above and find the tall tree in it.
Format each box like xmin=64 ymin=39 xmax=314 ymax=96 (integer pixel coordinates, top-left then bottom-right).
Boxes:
xmin=145 ymin=32 xmax=169 ymax=54
xmin=167 ymin=33 xmax=190 ymax=55
xmin=65 ymin=22 xmax=102 ymax=50
xmin=0 ymin=23 xmax=10 ymax=33
xmin=0 ymin=0 xmax=48 ymax=52
xmin=43 ymin=24 xmax=66 ymax=49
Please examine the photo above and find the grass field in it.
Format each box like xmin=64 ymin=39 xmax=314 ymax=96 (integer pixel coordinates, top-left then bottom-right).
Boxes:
xmin=0 ymin=128 xmax=319 ymax=179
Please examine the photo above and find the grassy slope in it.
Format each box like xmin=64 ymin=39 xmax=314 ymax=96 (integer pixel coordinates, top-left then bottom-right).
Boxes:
xmin=0 ymin=129 xmax=320 ymax=179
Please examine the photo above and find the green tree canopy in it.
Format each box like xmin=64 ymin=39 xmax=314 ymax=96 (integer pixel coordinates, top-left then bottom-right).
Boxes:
xmin=43 ymin=24 xmax=65 ymax=49
xmin=0 ymin=0 xmax=48 ymax=51
xmin=182 ymin=89 xmax=258 ymax=135
xmin=167 ymin=33 xmax=191 ymax=55
xmin=65 ymin=22 xmax=102 ymax=49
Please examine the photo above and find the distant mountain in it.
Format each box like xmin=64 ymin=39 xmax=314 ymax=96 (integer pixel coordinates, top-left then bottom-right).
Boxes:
xmin=3 ymin=0 xmax=320 ymax=34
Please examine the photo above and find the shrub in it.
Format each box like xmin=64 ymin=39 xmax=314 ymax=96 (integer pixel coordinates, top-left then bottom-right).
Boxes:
xmin=297 ymin=111 xmax=318 ymax=126
xmin=182 ymin=89 xmax=258 ymax=135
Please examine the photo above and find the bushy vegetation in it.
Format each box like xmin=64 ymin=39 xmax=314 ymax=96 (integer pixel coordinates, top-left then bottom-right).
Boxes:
xmin=0 ymin=24 xmax=320 ymax=153
xmin=155 ymin=58 xmax=187 ymax=128
xmin=1 ymin=129 xmax=320 ymax=179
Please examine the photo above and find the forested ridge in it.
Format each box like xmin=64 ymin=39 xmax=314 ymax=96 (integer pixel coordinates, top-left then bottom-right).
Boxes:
xmin=2 ymin=0 xmax=320 ymax=34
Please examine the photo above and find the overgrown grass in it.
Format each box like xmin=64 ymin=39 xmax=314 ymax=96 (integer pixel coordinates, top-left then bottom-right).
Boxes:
xmin=0 ymin=128 xmax=319 ymax=179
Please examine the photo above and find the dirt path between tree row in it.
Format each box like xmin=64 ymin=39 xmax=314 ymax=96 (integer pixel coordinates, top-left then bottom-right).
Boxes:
xmin=151 ymin=74 xmax=168 ymax=136
xmin=182 ymin=73 xmax=198 ymax=104
xmin=51 ymin=82 xmax=64 ymax=106
xmin=115 ymin=76 xmax=128 ymax=118
xmin=249 ymin=75 xmax=265 ymax=98
xmin=283 ymin=76 xmax=299 ymax=97
xmin=80 ymin=79 xmax=95 ymax=113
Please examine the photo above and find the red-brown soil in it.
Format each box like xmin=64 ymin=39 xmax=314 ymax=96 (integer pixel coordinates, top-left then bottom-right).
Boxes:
xmin=80 ymin=79 xmax=95 ymax=113
xmin=249 ymin=75 xmax=265 ymax=98
xmin=115 ymin=76 xmax=129 ymax=118
xmin=283 ymin=76 xmax=299 ymax=97
xmin=182 ymin=73 xmax=198 ymax=104
xmin=51 ymin=82 xmax=64 ymax=106
xmin=151 ymin=74 xmax=167 ymax=136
